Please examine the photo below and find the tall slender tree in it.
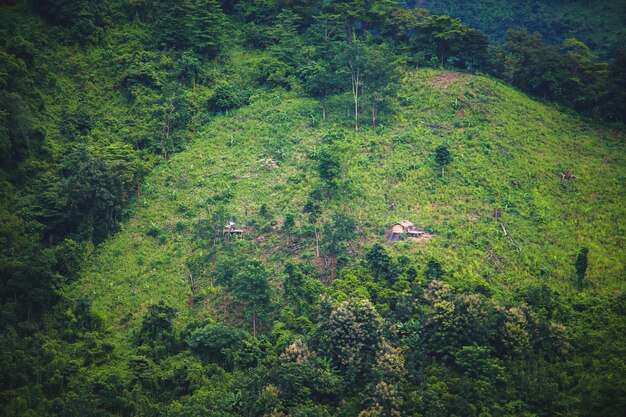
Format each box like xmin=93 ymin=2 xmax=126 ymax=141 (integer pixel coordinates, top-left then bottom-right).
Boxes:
xmin=189 ymin=0 xmax=228 ymax=58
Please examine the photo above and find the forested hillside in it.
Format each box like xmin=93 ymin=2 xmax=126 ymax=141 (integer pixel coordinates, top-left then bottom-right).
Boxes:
xmin=1 ymin=1 xmax=625 ymax=416
xmin=421 ymin=0 xmax=626 ymax=59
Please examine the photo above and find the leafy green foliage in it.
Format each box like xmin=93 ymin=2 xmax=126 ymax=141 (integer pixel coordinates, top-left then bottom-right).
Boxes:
xmin=317 ymin=146 xmax=341 ymax=189
xmin=0 ymin=1 xmax=624 ymax=416
xmin=422 ymin=0 xmax=626 ymax=59
xmin=136 ymin=301 xmax=178 ymax=359
xmin=434 ymin=145 xmax=452 ymax=175
xmin=574 ymin=247 xmax=589 ymax=290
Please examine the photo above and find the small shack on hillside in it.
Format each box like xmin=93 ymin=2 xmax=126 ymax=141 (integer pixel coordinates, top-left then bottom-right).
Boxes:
xmin=223 ymin=221 xmax=244 ymax=236
xmin=388 ymin=220 xmax=424 ymax=241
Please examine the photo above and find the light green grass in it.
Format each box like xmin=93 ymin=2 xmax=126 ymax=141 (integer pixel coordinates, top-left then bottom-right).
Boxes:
xmin=66 ymin=69 xmax=626 ymax=335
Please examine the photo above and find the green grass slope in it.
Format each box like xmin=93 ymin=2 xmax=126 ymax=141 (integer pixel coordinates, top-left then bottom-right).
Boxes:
xmin=67 ymin=69 xmax=626 ymax=332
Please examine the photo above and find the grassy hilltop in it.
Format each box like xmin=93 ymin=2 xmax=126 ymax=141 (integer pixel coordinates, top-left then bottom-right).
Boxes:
xmin=69 ymin=68 xmax=625 ymax=330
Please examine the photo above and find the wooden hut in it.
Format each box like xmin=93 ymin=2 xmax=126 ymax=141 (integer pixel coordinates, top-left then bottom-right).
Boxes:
xmin=389 ymin=220 xmax=424 ymax=241
xmin=223 ymin=221 xmax=244 ymax=236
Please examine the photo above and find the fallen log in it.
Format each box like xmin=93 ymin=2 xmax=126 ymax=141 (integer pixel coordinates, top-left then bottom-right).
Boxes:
xmin=500 ymin=222 xmax=522 ymax=252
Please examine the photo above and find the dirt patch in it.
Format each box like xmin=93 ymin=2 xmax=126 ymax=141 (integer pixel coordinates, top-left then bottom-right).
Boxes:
xmin=407 ymin=232 xmax=434 ymax=242
xmin=255 ymin=233 xmax=269 ymax=243
xmin=272 ymin=219 xmax=283 ymax=231
xmin=430 ymin=72 xmax=467 ymax=89
xmin=404 ymin=233 xmax=435 ymax=249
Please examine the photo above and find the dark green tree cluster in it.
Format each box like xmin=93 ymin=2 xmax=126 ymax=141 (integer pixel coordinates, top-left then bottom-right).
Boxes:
xmin=417 ymin=0 xmax=626 ymax=60
xmin=31 ymin=244 xmax=614 ymax=417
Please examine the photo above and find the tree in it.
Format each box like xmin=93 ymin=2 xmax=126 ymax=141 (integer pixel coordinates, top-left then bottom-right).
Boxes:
xmin=189 ymin=0 xmax=228 ymax=58
xmin=606 ymin=50 xmax=626 ymax=122
xmin=321 ymin=212 xmax=356 ymax=282
xmin=325 ymin=0 xmax=396 ymax=40
xmin=33 ymin=0 xmax=111 ymax=44
xmin=0 ymin=206 xmax=57 ymax=322
xmin=137 ymin=301 xmax=178 ymax=358
xmin=156 ymin=0 xmax=192 ymax=49
xmin=284 ymin=263 xmax=317 ymax=314
xmin=267 ymin=9 xmax=302 ymax=68
xmin=560 ymin=38 xmax=608 ymax=114
xmin=382 ymin=7 xmax=430 ymax=47
xmin=318 ymin=298 xmax=384 ymax=379
xmin=209 ymin=80 xmax=248 ymax=112
xmin=363 ymin=43 xmax=397 ymax=128
xmin=434 ymin=145 xmax=452 ymax=176
xmin=501 ymin=29 xmax=613 ymax=117
xmin=425 ymin=260 xmax=444 ymax=281
xmin=282 ymin=212 xmax=295 ymax=233
xmin=0 ymin=91 xmax=34 ymax=169
xmin=300 ymin=59 xmax=343 ymax=120
xmin=175 ymin=50 xmax=202 ymax=86
xmin=339 ymin=41 xmax=367 ymax=131
xmin=318 ymin=146 xmax=341 ymax=192
xmin=574 ymin=247 xmax=589 ymax=290
xmin=503 ymin=29 xmax=545 ymax=86
xmin=457 ymin=29 xmax=489 ymax=70
xmin=366 ymin=244 xmax=392 ymax=280
xmin=420 ymin=293 xmax=499 ymax=363
xmin=56 ymin=146 xmax=127 ymax=242
xmin=186 ymin=323 xmax=252 ymax=368
xmin=337 ymin=41 xmax=398 ymax=131
xmin=423 ymin=15 xmax=468 ymax=65
xmin=233 ymin=259 xmax=272 ymax=336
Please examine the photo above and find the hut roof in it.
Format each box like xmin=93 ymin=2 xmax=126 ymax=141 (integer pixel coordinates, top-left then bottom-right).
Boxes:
xmin=224 ymin=221 xmax=244 ymax=234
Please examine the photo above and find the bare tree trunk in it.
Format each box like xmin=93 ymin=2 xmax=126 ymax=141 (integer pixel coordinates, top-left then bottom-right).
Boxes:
xmin=137 ymin=182 xmax=141 ymax=202
xmin=349 ymin=61 xmax=360 ymax=131
xmin=160 ymin=125 xmax=166 ymax=159
xmin=252 ymin=311 xmax=257 ymax=337
xmin=323 ymin=255 xmax=331 ymax=285
xmin=500 ymin=222 xmax=522 ymax=252
xmin=322 ymin=95 xmax=326 ymax=121
xmin=315 ymin=227 xmax=320 ymax=258
xmin=361 ymin=84 xmax=365 ymax=116
xmin=165 ymin=112 xmax=171 ymax=160
xmin=371 ymin=101 xmax=377 ymax=129
xmin=161 ymin=105 xmax=173 ymax=160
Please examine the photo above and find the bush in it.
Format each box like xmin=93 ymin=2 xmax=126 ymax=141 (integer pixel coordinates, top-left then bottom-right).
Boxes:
xmin=209 ymin=82 xmax=249 ymax=112
xmin=147 ymin=226 xmax=161 ymax=237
